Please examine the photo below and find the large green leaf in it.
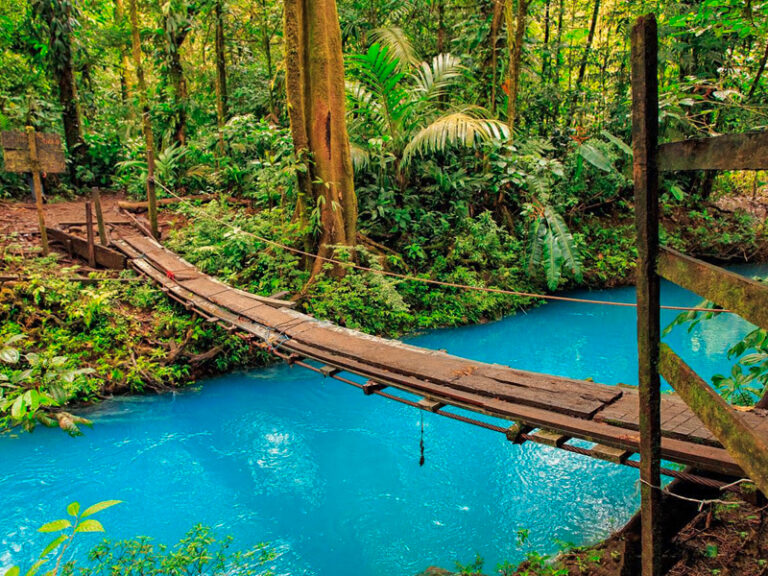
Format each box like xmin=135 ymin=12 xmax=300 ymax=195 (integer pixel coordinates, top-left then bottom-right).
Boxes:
xmin=579 ymin=143 xmax=614 ymax=172
xmin=545 ymin=207 xmax=583 ymax=281
xmin=38 ymin=519 xmax=71 ymax=533
xmin=39 ymin=535 xmax=67 ymax=558
xmin=74 ymin=519 xmax=105 ymax=533
xmin=80 ymin=500 xmax=122 ymax=519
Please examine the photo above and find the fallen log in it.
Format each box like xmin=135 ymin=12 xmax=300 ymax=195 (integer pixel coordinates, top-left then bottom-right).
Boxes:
xmin=118 ymin=195 xmax=250 ymax=212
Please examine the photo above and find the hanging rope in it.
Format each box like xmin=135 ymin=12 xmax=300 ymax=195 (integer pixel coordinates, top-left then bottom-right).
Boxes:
xmin=419 ymin=412 xmax=425 ymax=467
xmin=151 ymin=182 xmax=732 ymax=314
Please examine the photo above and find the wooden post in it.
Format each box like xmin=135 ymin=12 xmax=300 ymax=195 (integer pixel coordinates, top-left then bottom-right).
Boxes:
xmin=632 ymin=14 xmax=662 ymax=576
xmin=85 ymin=201 xmax=96 ymax=267
xmin=25 ymin=126 xmax=49 ymax=256
xmin=91 ymin=187 xmax=108 ymax=245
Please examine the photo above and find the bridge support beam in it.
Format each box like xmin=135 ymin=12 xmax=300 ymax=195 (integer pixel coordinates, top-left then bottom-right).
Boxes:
xmin=632 ymin=13 xmax=662 ymax=576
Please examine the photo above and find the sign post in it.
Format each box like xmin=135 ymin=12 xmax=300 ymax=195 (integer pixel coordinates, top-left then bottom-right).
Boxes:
xmin=1 ymin=127 xmax=67 ymax=256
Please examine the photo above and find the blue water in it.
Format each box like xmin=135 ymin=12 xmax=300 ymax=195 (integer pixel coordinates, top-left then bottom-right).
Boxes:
xmin=2 ymin=264 xmax=767 ymax=576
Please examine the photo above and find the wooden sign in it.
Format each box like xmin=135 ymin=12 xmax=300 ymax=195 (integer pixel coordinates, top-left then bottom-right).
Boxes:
xmin=1 ymin=131 xmax=66 ymax=174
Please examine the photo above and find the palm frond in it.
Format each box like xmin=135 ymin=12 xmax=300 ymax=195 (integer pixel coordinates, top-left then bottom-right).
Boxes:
xmin=369 ymin=27 xmax=420 ymax=70
xmin=349 ymin=142 xmax=371 ymax=172
xmin=413 ymin=53 xmax=464 ymax=100
xmin=402 ymin=109 xmax=509 ymax=165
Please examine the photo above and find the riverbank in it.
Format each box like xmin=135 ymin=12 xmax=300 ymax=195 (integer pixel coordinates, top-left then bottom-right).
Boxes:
xmin=1 ymin=193 xmax=767 ymax=574
xmin=1 ymin=190 xmax=766 ymax=423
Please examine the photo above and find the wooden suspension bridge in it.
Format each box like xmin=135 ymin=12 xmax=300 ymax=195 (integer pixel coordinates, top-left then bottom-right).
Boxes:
xmin=80 ymin=227 xmax=766 ymax=486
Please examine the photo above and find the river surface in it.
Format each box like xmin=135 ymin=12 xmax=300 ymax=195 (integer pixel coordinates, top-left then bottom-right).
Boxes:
xmin=2 ymin=264 xmax=767 ymax=576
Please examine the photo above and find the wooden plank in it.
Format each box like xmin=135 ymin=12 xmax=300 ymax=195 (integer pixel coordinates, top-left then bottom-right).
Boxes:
xmin=418 ymin=397 xmax=445 ymax=412
xmin=319 ymin=365 xmax=339 ymax=377
xmin=632 ymin=13 xmax=662 ymax=576
xmin=363 ymin=380 xmax=387 ymax=395
xmin=531 ymin=430 xmax=569 ymax=447
xmin=659 ymin=247 xmax=768 ymax=330
xmin=659 ymin=131 xmax=768 ymax=172
xmin=1 ymin=131 xmax=66 ymax=173
xmin=47 ymin=228 xmax=127 ymax=269
xmin=659 ymin=344 xmax=768 ymax=497
xmin=505 ymin=423 xmax=532 ymax=444
xmin=591 ymin=444 xmax=632 ymax=464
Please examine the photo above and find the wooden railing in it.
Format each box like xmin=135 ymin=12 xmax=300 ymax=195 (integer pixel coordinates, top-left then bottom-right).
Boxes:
xmin=632 ymin=14 xmax=768 ymax=576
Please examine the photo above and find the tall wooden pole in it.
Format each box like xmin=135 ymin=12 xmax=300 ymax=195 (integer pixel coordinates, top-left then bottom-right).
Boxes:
xmin=85 ymin=201 xmax=96 ymax=267
xmin=91 ymin=187 xmax=108 ymax=245
xmin=26 ymin=126 xmax=49 ymax=256
xmin=631 ymin=14 xmax=662 ymax=576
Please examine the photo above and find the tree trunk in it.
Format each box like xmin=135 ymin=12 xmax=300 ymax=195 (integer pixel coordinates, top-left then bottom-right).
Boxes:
xmin=164 ymin=6 xmax=193 ymax=147
xmin=747 ymin=38 xmax=768 ymax=101
xmin=167 ymin=41 xmax=188 ymax=146
xmin=488 ymin=0 xmax=503 ymax=114
xmin=505 ymin=0 xmax=528 ymax=135
xmin=214 ymin=0 xmax=228 ymax=130
xmin=259 ymin=0 xmax=277 ymax=118
xmin=38 ymin=0 xmax=87 ymax=183
xmin=284 ymin=0 xmax=358 ymax=278
xmin=568 ymin=0 xmax=601 ymax=125
xmin=128 ymin=0 xmax=159 ymax=237
xmin=114 ymin=0 xmax=132 ymax=107
xmin=550 ymin=0 xmax=565 ymax=125
xmin=436 ymin=0 xmax=446 ymax=53
xmin=542 ymin=0 xmax=551 ymax=79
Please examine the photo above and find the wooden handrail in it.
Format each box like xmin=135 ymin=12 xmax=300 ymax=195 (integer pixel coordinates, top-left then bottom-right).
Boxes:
xmin=659 ymin=344 xmax=768 ymax=496
xmin=659 ymin=131 xmax=768 ymax=172
xmin=658 ymin=246 xmax=768 ymax=330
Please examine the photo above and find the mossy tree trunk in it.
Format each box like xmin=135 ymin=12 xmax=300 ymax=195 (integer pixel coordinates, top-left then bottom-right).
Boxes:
xmin=128 ymin=0 xmax=158 ymax=237
xmin=505 ymin=0 xmax=528 ymax=135
xmin=284 ymin=0 xmax=358 ymax=278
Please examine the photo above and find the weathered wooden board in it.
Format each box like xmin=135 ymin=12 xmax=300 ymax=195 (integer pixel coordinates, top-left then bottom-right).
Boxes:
xmin=658 ymin=246 xmax=768 ymax=330
xmin=2 ymin=131 xmax=66 ymax=173
xmin=47 ymin=228 xmax=126 ymax=269
xmin=659 ymin=131 xmax=768 ymax=172
xmin=659 ymin=344 xmax=768 ymax=497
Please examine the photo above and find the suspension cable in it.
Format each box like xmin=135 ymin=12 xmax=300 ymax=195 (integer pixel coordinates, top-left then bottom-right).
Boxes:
xmin=151 ymin=183 xmax=732 ymax=314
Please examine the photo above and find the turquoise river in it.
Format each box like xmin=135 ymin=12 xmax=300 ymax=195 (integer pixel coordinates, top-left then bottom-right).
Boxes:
xmin=2 ymin=263 xmax=767 ymax=576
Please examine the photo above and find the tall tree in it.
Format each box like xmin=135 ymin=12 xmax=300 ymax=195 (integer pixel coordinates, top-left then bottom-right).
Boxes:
xmin=214 ymin=0 xmax=228 ymax=127
xmin=504 ymin=0 xmax=528 ymax=134
xmin=487 ymin=0 xmax=503 ymax=114
xmin=128 ymin=0 xmax=159 ymax=237
xmin=568 ymin=0 xmax=601 ymax=125
xmin=163 ymin=0 xmax=196 ymax=146
xmin=32 ymin=0 xmax=88 ymax=182
xmin=284 ymin=0 xmax=358 ymax=278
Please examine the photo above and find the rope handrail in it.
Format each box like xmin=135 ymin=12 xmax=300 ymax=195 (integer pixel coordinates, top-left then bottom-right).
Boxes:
xmin=152 ymin=183 xmax=733 ymax=314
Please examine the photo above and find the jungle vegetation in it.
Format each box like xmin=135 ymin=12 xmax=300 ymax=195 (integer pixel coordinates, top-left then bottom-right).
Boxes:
xmin=1 ymin=0 xmax=768 ymax=429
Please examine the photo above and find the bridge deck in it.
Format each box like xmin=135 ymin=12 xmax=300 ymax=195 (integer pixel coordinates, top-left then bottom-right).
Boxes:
xmin=112 ymin=230 xmax=768 ymax=477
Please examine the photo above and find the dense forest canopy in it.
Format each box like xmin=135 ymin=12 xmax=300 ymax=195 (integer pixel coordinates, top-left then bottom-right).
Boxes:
xmin=1 ymin=0 xmax=767 ymax=298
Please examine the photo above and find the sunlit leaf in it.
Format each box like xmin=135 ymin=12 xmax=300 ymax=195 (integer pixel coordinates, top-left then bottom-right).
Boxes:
xmin=80 ymin=500 xmax=122 ymax=519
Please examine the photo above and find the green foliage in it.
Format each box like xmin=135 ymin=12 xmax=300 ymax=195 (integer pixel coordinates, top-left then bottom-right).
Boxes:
xmin=5 ymin=502 xmax=274 ymax=576
xmin=72 ymin=525 xmax=275 ymax=576
xmin=0 ymin=250 xmax=261 ymax=421
xmin=0 ymin=333 xmax=94 ymax=435
xmin=5 ymin=500 xmax=121 ymax=576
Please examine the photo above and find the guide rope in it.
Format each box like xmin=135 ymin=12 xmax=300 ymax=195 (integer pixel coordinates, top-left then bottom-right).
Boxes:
xmin=151 ymin=184 xmax=733 ymax=314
